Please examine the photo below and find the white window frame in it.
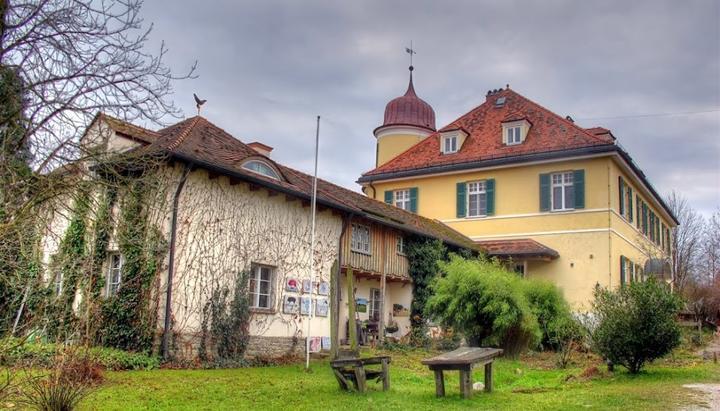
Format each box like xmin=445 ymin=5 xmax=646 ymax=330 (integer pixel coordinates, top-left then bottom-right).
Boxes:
xmin=550 ymin=171 xmax=575 ymax=211
xmin=466 ymin=180 xmax=487 ymax=218
xmin=351 ymin=224 xmax=371 ymax=255
xmin=249 ymin=264 xmax=274 ymax=310
xmin=506 ymin=126 xmax=522 ymax=145
xmin=106 ymin=252 xmax=123 ymax=296
xmin=241 ymin=159 xmax=281 ymax=180
xmin=394 ymin=189 xmax=411 ymax=211
xmin=53 ymin=269 xmax=63 ymax=296
xmin=396 ymin=236 xmax=406 ymax=255
xmin=369 ymin=288 xmax=382 ymax=322
xmin=442 ymin=135 xmax=458 ymax=154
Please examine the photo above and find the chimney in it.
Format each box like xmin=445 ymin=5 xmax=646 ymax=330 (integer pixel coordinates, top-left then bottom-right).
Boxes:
xmin=248 ymin=141 xmax=274 ymax=157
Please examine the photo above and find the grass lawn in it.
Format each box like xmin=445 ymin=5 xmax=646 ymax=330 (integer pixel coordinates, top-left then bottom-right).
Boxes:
xmin=81 ymin=347 xmax=719 ymax=411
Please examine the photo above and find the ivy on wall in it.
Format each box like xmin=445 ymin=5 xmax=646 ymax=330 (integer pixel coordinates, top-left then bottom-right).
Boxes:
xmin=45 ymin=185 xmax=92 ymax=341
xmin=99 ymin=180 xmax=167 ymax=353
xmin=198 ymin=271 xmax=251 ymax=366
xmin=405 ymin=237 xmax=447 ymax=347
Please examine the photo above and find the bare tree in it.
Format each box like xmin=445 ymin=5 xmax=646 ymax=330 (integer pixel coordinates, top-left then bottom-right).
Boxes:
xmin=666 ymin=191 xmax=704 ymax=292
xmin=698 ymin=208 xmax=720 ymax=285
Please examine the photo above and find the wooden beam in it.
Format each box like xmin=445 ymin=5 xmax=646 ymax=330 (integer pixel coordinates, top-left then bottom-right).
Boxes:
xmin=267 ymin=190 xmax=278 ymax=197
xmin=208 ymin=171 xmax=219 ymax=180
xmin=229 ymin=178 xmax=241 ymax=186
xmin=285 ymin=195 xmax=297 ymax=202
xmin=249 ymin=183 xmax=260 ymax=191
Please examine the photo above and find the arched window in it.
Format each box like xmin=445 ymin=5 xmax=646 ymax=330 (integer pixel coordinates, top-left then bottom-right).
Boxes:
xmin=242 ymin=159 xmax=281 ymax=180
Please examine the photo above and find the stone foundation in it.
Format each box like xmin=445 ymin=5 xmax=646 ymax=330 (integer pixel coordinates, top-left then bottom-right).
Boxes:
xmin=245 ymin=336 xmax=305 ymax=359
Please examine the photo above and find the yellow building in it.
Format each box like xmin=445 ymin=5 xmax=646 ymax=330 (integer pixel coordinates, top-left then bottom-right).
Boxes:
xmin=358 ymin=71 xmax=678 ymax=309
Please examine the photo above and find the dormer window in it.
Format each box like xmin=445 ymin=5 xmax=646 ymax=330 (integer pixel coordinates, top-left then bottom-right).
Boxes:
xmin=506 ymin=126 xmax=522 ymax=145
xmin=502 ymin=119 xmax=531 ymax=146
xmin=241 ymin=159 xmax=281 ymax=180
xmin=442 ymin=135 xmax=458 ymax=154
xmin=440 ymin=128 xmax=468 ymax=154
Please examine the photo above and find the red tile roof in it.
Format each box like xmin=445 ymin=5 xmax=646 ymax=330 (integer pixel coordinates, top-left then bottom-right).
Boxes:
xmin=476 ymin=238 xmax=559 ymax=259
xmin=104 ymin=115 xmax=479 ymax=251
xmin=363 ymin=88 xmax=615 ymax=178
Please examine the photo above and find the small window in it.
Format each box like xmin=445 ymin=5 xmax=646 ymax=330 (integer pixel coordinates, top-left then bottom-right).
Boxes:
xmin=513 ymin=263 xmax=526 ymax=277
xmin=242 ymin=160 xmax=281 ymax=180
xmin=442 ymin=135 xmax=458 ymax=154
xmin=107 ymin=253 xmax=123 ymax=296
xmin=249 ymin=264 xmax=274 ymax=309
xmin=467 ymin=181 xmax=487 ymax=217
xmin=394 ymin=189 xmax=411 ymax=211
xmin=53 ymin=270 xmax=63 ymax=296
xmin=506 ymin=126 xmax=522 ymax=145
xmin=351 ymin=224 xmax=371 ymax=254
xmin=396 ymin=237 xmax=406 ymax=255
xmin=551 ymin=172 xmax=574 ymax=211
xmin=369 ymin=288 xmax=382 ymax=322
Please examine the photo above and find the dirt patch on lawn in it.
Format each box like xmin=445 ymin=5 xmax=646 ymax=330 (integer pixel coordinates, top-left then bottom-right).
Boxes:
xmin=680 ymin=384 xmax=720 ymax=410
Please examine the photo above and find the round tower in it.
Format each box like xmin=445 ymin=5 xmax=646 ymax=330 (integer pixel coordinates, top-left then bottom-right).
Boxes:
xmin=374 ymin=66 xmax=436 ymax=167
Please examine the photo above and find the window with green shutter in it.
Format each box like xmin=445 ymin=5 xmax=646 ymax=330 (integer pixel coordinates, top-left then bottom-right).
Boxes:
xmin=409 ymin=187 xmax=418 ymax=213
xmin=620 ymin=255 xmax=627 ymax=287
xmin=384 ymin=191 xmax=393 ymax=204
xmin=539 ymin=173 xmax=551 ymax=211
xmin=456 ymin=182 xmax=466 ymax=218
xmin=618 ymin=177 xmax=625 ymax=216
xmin=636 ymin=195 xmax=641 ymax=229
xmin=628 ymin=187 xmax=633 ymax=222
xmin=485 ymin=179 xmax=495 ymax=216
xmin=573 ymin=170 xmax=585 ymax=209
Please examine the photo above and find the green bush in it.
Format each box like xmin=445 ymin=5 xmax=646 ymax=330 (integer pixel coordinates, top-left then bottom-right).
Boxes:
xmin=548 ymin=315 xmax=586 ymax=368
xmin=0 ymin=339 xmax=159 ymax=370
xmin=591 ymin=279 xmax=682 ymax=374
xmin=523 ymin=280 xmax=573 ymax=350
xmin=425 ymin=255 xmax=541 ymax=357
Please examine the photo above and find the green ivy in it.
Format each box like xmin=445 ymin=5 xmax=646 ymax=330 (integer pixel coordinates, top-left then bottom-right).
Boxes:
xmin=405 ymin=237 xmax=447 ymax=347
xmin=99 ymin=180 xmax=166 ymax=353
xmin=45 ymin=185 xmax=92 ymax=341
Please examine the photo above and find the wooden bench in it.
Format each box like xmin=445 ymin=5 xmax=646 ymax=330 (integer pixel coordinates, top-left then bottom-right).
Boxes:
xmin=421 ymin=347 xmax=503 ymax=399
xmin=330 ymin=356 xmax=391 ymax=393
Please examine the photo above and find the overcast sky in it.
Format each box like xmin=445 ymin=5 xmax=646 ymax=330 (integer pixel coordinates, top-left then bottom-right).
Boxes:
xmin=141 ymin=0 xmax=720 ymax=218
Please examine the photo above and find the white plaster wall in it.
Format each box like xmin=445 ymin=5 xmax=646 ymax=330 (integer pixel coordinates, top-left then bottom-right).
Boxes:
xmin=165 ymin=166 xmax=343 ymax=341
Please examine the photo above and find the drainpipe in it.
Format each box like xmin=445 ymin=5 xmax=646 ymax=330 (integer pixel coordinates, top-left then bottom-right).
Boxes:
xmin=162 ymin=163 xmax=191 ymax=360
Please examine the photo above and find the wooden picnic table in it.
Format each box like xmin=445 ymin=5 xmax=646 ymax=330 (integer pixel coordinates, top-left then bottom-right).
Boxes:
xmin=421 ymin=347 xmax=503 ymax=399
xmin=330 ymin=356 xmax=391 ymax=393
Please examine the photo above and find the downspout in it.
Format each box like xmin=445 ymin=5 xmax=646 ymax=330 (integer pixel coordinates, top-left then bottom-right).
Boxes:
xmin=368 ymin=182 xmax=377 ymax=200
xmin=162 ymin=163 xmax=192 ymax=360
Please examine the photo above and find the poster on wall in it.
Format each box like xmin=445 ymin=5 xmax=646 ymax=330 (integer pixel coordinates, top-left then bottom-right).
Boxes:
xmin=318 ymin=281 xmax=330 ymax=296
xmin=321 ymin=336 xmax=331 ymax=350
xmin=309 ymin=337 xmax=321 ymax=353
xmin=302 ymin=279 xmax=313 ymax=294
xmin=393 ymin=303 xmax=409 ymax=317
xmin=315 ymin=298 xmax=329 ymax=317
xmin=282 ymin=295 xmax=298 ymax=314
xmin=356 ymin=298 xmax=368 ymax=313
xmin=300 ymin=296 xmax=312 ymax=315
xmin=285 ymin=278 xmax=299 ymax=293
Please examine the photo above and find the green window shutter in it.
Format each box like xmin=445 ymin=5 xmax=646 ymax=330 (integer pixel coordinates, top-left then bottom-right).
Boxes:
xmin=628 ymin=187 xmax=634 ymax=222
xmin=384 ymin=190 xmax=393 ymax=205
xmin=642 ymin=203 xmax=648 ymax=235
xmin=485 ymin=179 xmax=495 ymax=216
xmin=620 ymin=256 xmax=626 ymax=287
xmin=573 ymin=169 xmax=585 ymax=209
xmin=618 ymin=177 xmax=625 ymax=216
xmin=409 ymin=187 xmax=418 ymax=213
xmin=456 ymin=182 xmax=466 ymax=218
xmin=636 ymin=196 xmax=641 ymax=228
xmin=539 ymin=174 xmax=551 ymax=211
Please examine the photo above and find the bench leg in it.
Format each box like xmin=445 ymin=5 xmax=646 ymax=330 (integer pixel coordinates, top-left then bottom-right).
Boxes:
xmin=332 ymin=369 xmax=350 ymax=391
xmin=354 ymin=365 xmax=367 ymax=393
xmin=459 ymin=369 xmax=473 ymax=399
xmin=433 ymin=370 xmax=445 ymax=397
xmin=382 ymin=359 xmax=390 ymax=391
xmin=484 ymin=362 xmax=493 ymax=393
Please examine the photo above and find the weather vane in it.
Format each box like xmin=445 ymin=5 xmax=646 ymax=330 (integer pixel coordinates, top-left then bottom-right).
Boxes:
xmin=193 ymin=93 xmax=207 ymax=116
xmin=405 ymin=41 xmax=416 ymax=69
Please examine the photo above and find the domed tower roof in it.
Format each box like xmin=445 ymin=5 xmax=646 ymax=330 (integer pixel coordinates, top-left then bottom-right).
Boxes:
xmin=376 ymin=67 xmax=436 ymax=134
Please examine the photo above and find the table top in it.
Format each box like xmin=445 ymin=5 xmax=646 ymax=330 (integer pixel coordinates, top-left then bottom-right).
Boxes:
xmin=421 ymin=347 xmax=503 ymax=366
xmin=331 ymin=356 xmax=391 ymax=367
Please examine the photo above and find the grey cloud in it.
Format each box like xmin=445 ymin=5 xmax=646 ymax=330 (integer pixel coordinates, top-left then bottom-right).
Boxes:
xmin=140 ymin=0 xmax=719 ymax=216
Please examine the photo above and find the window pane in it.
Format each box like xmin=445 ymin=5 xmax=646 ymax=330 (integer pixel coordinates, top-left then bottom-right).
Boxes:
xmin=469 ymin=194 xmax=479 ymax=216
xmin=552 ymin=187 xmax=562 ymax=210
xmin=479 ymin=193 xmax=487 ymax=214
xmin=564 ymin=185 xmax=575 ymax=209
xmin=249 ymin=278 xmax=258 ymax=294
xmin=261 ymin=267 xmax=271 ymax=281
xmin=258 ymin=295 xmax=268 ymax=308
xmin=259 ymin=279 xmax=270 ymax=295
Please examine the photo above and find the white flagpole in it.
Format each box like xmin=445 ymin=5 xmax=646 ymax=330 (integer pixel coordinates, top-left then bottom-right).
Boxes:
xmin=306 ymin=115 xmax=320 ymax=370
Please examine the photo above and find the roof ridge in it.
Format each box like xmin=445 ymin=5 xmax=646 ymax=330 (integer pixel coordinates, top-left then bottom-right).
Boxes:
xmin=166 ymin=116 xmax=202 ymax=150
